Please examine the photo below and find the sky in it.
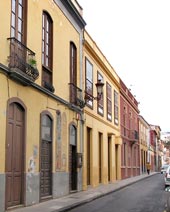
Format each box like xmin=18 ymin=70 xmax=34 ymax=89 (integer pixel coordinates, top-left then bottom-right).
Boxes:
xmin=78 ymin=0 xmax=170 ymax=132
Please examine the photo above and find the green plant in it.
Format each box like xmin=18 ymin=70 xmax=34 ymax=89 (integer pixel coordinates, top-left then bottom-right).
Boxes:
xmin=28 ymin=58 xmax=37 ymax=67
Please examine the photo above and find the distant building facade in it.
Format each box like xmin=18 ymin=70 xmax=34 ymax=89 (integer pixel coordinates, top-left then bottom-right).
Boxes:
xmin=120 ymin=79 xmax=140 ymax=179
xmin=139 ymin=115 xmax=150 ymax=174
xmin=149 ymin=125 xmax=161 ymax=171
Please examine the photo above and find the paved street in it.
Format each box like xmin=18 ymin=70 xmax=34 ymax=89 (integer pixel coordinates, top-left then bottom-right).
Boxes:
xmin=68 ymin=174 xmax=169 ymax=212
xmin=11 ymin=172 xmax=162 ymax=212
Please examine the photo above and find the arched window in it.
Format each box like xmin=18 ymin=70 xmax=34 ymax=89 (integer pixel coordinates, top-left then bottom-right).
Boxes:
xmin=70 ymin=124 xmax=77 ymax=146
xmin=70 ymin=42 xmax=77 ymax=85
xmin=42 ymin=12 xmax=53 ymax=91
xmin=41 ymin=114 xmax=52 ymax=141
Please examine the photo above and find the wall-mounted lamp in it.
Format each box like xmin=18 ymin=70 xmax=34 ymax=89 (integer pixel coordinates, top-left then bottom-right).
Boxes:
xmin=85 ymin=79 xmax=104 ymax=101
xmin=74 ymin=80 xmax=104 ymax=109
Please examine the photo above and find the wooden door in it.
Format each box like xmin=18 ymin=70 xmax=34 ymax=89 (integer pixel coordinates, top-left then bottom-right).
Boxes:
xmin=69 ymin=125 xmax=77 ymax=191
xmin=87 ymin=127 xmax=91 ymax=185
xmin=40 ymin=115 xmax=52 ymax=199
xmin=99 ymin=133 xmax=102 ymax=183
xmin=69 ymin=145 xmax=77 ymax=191
xmin=108 ymin=136 xmax=111 ymax=182
xmin=5 ymin=103 xmax=25 ymax=208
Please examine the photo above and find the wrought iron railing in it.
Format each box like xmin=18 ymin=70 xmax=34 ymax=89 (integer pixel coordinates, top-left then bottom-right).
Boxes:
xmin=129 ymin=130 xmax=139 ymax=141
xmin=7 ymin=37 xmax=39 ymax=81
xmin=69 ymin=83 xmax=85 ymax=108
xmin=121 ymin=127 xmax=138 ymax=142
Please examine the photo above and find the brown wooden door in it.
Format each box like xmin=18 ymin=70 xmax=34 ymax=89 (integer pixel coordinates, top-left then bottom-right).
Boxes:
xmin=99 ymin=133 xmax=102 ymax=183
xmin=108 ymin=137 xmax=111 ymax=182
xmin=69 ymin=125 xmax=77 ymax=191
xmin=40 ymin=115 xmax=52 ymax=199
xmin=5 ymin=103 xmax=25 ymax=208
xmin=69 ymin=145 xmax=77 ymax=191
xmin=87 ymin=127 xmax=91 ymax=185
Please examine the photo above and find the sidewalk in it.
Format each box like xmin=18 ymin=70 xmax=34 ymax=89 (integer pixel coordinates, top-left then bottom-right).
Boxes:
xmin=11 ymin=172 xmax=157 ymax=212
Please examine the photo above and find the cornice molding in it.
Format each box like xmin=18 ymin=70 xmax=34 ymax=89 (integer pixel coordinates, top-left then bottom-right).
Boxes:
xmin=59 ymin=0 xmax=86 ymax=29
xmin=83 ymin=39 xmax=120 ymax=89
xmin=120 ymin=89 xmax=140 ymax=113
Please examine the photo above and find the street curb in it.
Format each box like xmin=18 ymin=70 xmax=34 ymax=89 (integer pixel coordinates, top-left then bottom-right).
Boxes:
xmin=55 ymin=173 xmax=157 ymax=212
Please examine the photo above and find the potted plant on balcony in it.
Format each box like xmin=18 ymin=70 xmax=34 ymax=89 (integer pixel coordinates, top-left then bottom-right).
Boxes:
xmin=28 ymin=58 xmax=37 ymax=68
xmin=26 ymin=58 xmax=39 ymax=80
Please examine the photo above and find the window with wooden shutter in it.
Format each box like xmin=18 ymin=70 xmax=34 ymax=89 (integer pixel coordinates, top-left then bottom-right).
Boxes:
xmin=106 ymin=82 xmax=112 ymax=121
xmin=85 ymin=58 xmax=93 ymax=108
xmin=11 ymin=0 xmax=26 ymax=43
xmin=97 ymin=72 xmax=104 ymax=115
xmin=69 ymin=42 xmax=77 ymax=104
xmin=42 ymin=12 xmax=53 ymax=91
xmin=114 ymin=90 xmax=119 ymax=125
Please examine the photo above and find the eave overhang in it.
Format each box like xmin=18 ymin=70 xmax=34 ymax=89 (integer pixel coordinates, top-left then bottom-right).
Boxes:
xmin=60 ymin=0 xmax=86 ymax=29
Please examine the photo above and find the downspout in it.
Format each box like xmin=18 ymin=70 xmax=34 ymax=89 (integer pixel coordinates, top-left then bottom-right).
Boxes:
xmin=79 ymin=28 xmax=84 ymax=191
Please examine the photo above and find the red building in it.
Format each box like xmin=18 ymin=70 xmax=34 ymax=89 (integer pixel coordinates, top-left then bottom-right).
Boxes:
xmin=120 ymin=79 xmax=140 ymax=179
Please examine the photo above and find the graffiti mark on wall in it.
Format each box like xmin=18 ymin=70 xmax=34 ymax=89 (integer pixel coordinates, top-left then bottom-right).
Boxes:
xmin=28 ymin=145 xmax=38 ymax=173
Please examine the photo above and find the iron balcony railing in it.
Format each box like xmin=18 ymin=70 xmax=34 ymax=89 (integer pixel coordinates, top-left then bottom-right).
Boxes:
xmin=129 ymin=130 xmax=139 ymax=141
xmin=122 ymin=127 xmax=139 ymax=142
xmin=69 ymin=83 xmax=85 ymax=108
xmin=7 ymin=37 xmax=39 ymax=81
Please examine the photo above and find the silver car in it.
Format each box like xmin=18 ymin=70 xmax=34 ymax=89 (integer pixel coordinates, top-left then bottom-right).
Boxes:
xmin=164 ymin=165 xmax=170 ymax=187
xmin=161 ymin=164 xmax=169 ymax=174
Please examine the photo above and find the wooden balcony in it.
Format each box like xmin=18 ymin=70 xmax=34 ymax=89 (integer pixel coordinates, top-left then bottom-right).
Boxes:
xmin=69 ymin=83 xmax=85 ymax=108
xmin=7 ymin=37 xmax=39 ymax=85
xmin=129 ymin=130 xmax=139 ymax=143
xmin=121 ymin=127 xmax=139 ymax=144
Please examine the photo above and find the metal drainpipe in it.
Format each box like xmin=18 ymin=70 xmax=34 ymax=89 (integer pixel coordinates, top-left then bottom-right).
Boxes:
xmin=79 ymin=31 xmax=84 ymax=191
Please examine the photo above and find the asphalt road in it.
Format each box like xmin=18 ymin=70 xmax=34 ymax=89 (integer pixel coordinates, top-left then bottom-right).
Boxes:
xmin=68 ymin=174 xmax=170 ymax=212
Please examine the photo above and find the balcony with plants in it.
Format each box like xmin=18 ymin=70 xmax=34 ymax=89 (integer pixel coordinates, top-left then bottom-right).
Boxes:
xmin=7 ymin=37 xmax=39 ymax=86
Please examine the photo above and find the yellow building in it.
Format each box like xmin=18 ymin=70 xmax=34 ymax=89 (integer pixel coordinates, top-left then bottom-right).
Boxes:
xmin=82 ymin=31 xmax=122 ymax=190
xmin=0 ymin=0 xmax=86 ymax=211
xmin=139 ymin=115 xmax=150 ymax=174
xmin=149 ymin=125 xmax=161 ymax=171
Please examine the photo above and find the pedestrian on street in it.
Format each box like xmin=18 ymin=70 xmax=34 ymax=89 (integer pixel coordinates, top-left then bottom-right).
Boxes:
xmin=146 ymin=162 xmax=151 ymax=175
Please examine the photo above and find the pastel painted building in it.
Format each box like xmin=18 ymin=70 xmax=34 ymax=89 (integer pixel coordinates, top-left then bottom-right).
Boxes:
xmin=139 ymin=115 xmax=150 ymax=174
xmin=82 ymin=31 xmax=122 ymax=190
xmin=0 ymin=0 xmax=86 ymax=211
xmin=149 ymin=125 xmax=161 ymax=171
xmin=120 ymin=79 xmax=140 ymax=179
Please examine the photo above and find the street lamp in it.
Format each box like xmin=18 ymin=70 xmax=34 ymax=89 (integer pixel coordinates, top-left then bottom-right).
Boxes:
xmin=85 ymin=79 xmax=104 ymax=101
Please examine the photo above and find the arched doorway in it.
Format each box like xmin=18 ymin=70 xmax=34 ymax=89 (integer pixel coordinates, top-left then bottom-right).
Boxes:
xmin=5 ymin=102 xmax=25 ymax=209
xmin=40 ymin=114 xmax=53 ymax=199
xmin=69 ymin=125 xmax=77 ymax=191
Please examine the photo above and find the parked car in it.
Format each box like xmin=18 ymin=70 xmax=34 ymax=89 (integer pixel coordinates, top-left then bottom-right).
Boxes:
xmin=164 ymin=166 xmax=170 ymax=187
xmin=161 ymin=164 xmax=169 ymax=174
